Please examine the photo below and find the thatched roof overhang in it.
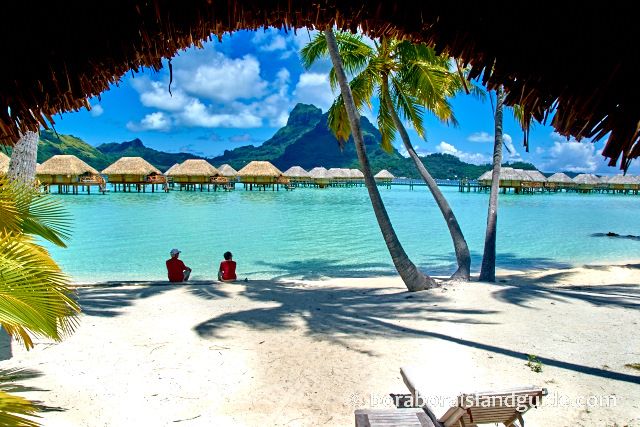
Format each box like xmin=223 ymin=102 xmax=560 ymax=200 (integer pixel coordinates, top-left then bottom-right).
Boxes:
xmin=237 ymin=161 xmax=282 ymax=177
xmin=167 ymin=159 xmax=219 ymax=176
xmin=164 ymin=163 xmax=180 ymax=175
xmin=101 ymin=157 xmax=161 ymax=175
xmin=2 ymin=3 xmax=639 ymax=170
xmin=36 ymin=155 xmax=98 ymax=175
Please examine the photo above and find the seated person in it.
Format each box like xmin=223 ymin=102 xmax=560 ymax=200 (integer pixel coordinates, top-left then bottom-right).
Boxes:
xmin=218 ymin=251 xmax=237 ymax=282
xmin=166 ymin=249 xmax=192 ymax=282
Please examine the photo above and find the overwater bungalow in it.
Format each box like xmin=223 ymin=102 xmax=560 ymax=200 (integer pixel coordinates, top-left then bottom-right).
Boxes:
xmin=0 ymin=152 xmax=9 ymax=175
xmin=350 ymin=169 xmax=364 ymax=184
xmin=546 ymin=172 xmax=574 ymax=191
xmin=607 ymin=174 xmax=639 ymax=194
xmin=328 ymin=167 xmax=351 ymax=186
xmin=283 ymin=166 xmax=310 ymax=186
xmin=374 ymin=169 xmax=395 ymax=183
xmin=308 ymin=167 xmax=331 ymax=188
xmin=102 ymin=157 xmax=166 ymax=192
xmin=477 ymin=167 xmax=527 ymax=193
xmin=167 ymin=159 xmax=222 ymax=191
xmin=572 ymin=173 xmax=602 ymax=193
xmin=217 ymin=164 xmax=238 ymax=179
xmin=520 ymin=170 xmax=547 ymax=192
xmin=237 ymin=161 xmax=286 ymax=190
xmin=35 ymin=155 xmax=106 ymax=194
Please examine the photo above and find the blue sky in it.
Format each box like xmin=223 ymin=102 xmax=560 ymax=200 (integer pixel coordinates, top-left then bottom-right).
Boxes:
xmin=51 ymin=28 xmax=634 ymax=176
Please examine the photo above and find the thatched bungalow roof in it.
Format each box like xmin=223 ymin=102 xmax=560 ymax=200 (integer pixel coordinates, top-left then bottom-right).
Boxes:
xmin=350 ymin=169 xmax=364 ymax=179
xmin=547 ymin=173 xmax=574 ymax=184
xmin=308 ymin=167 xmax=331 ymax=179
xmin=2 ymin=3 xmax=639 ymax=171
xmin=164 ymin=163 xmax=179 ymax=175
xmin=217 ymin=164 xmax=238 ymax=177
xmin=477 ymin=167 xmax=522 ymax=181
xmin=573 ymin=174 xmax=602 ymax=185
xmin=374 ymin=169 xmax=395 ymax=179
xmin=237 ymin=161 xmax=282 ymax=177
xmin=167 ymin=159 xmax=219 ymax=176
xmin=521 ymin=170 xmax=547 ymax=182
xmin=36 ymin=155 xmax=99 ymax=175
xmin=0 ymin=152 xmax=9 ymax=174
xmin=101 ymin=157 xmax=161 ymax=175
xmin=283 ymin=166 xmax=309 ymax=178
xmin=608 ymin=174 xmax=640 ymax=185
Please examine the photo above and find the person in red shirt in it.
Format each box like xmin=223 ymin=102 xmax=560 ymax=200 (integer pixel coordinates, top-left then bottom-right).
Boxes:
xmin=218 ymin=251 xmax=237 ymax=282
xmin=166 ymin=249 xmax=192 ymax=282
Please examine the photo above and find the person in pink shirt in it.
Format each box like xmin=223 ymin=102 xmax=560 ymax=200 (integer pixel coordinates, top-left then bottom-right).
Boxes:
xmin=218 ymin=251 xmax=237 ymax=282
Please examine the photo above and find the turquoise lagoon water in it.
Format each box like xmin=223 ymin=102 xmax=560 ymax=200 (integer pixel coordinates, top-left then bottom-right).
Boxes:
xmin=43 ymin=185 xmax=640 ymax=282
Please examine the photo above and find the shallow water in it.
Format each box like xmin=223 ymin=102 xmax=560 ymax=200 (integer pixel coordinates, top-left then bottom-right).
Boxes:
xmin=42 ymin=185 xmax=640 ymax=282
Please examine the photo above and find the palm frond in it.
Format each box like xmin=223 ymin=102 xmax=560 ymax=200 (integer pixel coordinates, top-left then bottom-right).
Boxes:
xmin=377 ymin=86 xmax=398 ymax=153
xmin=389 ymin=77 xmax=426 ymax=139
xmin=0 ymin=234 xmax=79 ymax=349
xmin=0 ymin=177 xmax=72 ymax=248
xmin=0 ymin=390 xmax=41 ymax=427
xmin=299 ymin=33 xmax=328 ymax=70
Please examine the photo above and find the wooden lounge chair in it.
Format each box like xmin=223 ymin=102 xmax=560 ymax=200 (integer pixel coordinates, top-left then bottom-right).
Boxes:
xmin=400 ymin=366 xmax=547 ymax=427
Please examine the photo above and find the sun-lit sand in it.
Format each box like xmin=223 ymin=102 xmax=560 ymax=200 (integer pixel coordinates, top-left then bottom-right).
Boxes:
xmin=1 ymin=261 xmax=639 ymax=426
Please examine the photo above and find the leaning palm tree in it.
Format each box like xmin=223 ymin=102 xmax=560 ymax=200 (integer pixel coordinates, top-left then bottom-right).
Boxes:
xmin=322 ymin=27 xmax=436 ymax=291
xmin=302 ymin=31 xmax=480 ymax=281
xmin=0 ymin=176 xmax=80 ymax=425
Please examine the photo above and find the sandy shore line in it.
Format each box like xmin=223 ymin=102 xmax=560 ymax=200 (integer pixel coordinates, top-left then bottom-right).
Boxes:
xmin=1 ymin=261 xmax=639 ymax=426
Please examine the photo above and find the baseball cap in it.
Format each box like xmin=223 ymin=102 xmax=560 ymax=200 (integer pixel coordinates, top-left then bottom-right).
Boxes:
xmin=170 ymin=249 xmax=181 ymax=255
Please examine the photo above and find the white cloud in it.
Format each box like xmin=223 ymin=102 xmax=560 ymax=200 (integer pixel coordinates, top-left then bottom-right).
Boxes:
xmin=539 ymin=141 xmax=598 ymax=173
xmin=534 ymin=146 xmax=545 ymax=155
xmin=132 ymin=78 xmax=192 ymax=112
xmin=126 ymin=112 xmax=172 ymax=132
xmin=434 ymin=141 xmax=491 ymax=165
xmin=175 ymin=99 xmax=262 ymax=128
xmin=175 ymin=54 xmax=268 ymax=102
xmin=261 ymin=35 xmax=287 ymax=52
xmin=293 ymin=72 xmax=334 ymax=111
xmin=467 ymin=131 xmax=493 ymax=142
xmin=90 ymin=104 xmax=104 ymax=117
xmin=502 ymin=134 xmax=520 ymax=161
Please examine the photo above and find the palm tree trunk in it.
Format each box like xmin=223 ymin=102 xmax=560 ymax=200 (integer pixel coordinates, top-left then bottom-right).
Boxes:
xmin=479 ymin=86 xmax=504 ymax=282
xmin=381 ymin=82 xmax=471 ymax=281
xmin=325 ymin=26 xmax=436 ymax=291
xmin=8 ymin=130 xmax=39 ymax=183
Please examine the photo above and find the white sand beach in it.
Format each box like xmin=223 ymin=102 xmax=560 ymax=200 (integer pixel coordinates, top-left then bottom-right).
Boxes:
xmin=1 ymin=262 xmax=639 ymax=426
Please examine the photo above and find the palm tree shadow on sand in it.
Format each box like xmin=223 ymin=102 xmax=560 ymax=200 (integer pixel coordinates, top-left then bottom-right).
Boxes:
xmin=0 ymin=367 xmax=67 ymax=413
xmin=191 ymin=274 xmax=640 ymax=385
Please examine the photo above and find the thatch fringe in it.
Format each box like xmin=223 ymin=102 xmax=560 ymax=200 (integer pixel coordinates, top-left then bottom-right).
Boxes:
xmin=2 ymin=2 xmax=639 ymax=170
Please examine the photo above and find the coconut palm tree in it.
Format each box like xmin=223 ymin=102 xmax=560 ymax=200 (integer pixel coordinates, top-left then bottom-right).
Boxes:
xmin=0 ymin=176 xmax=80 ymax=424
xmin=479 ymin=86 xmax=504 ymax=282
xmin=479 ymin=89 xmax=533 ymax=282
xmin=302 ymin=31 xmax=480 ymax=281
xmin=322 ymin=27 xmax=436 ymax=291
